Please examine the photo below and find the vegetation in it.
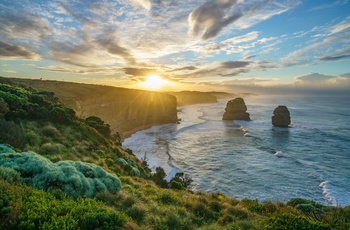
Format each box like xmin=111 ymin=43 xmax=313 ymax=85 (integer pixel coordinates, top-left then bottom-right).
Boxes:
xmin=1 ymin=78 xmax=349 ymax=229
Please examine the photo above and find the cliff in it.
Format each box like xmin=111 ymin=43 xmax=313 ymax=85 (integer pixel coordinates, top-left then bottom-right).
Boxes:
xmin=12 ymin=78 xmax=178 ymax=140
xmin=170 ymin=91 xmax=218 ymax=106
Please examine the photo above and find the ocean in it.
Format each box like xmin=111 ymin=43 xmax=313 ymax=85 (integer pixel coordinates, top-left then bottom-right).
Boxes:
xmin=123 ymin=95 xmax=350 ymax=207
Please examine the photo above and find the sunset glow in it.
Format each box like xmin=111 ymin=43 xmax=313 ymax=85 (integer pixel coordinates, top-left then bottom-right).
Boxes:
xmin=0 ymin=1 xmax=349 ymax=94
xmin=142 ymin=75 xmax=167 ymax=90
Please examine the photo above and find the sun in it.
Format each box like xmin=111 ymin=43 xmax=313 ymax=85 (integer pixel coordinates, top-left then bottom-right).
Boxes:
xmin=142 ymin=75 xmax=166 ymax=90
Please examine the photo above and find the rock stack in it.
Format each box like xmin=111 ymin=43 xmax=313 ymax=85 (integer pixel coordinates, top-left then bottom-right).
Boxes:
xmin=222 ymin=97 xmax=250 ymax=121
xmin=272 ymin=105 xmax=291 ymax=127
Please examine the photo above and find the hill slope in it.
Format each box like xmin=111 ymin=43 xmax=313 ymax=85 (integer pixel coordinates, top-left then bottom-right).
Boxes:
xmin=10 ymin=78 xmax=178 ymax=140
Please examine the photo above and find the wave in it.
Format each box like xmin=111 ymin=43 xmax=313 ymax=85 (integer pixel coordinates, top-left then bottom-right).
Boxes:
xmin=319 ymin=181 xmax=350 ymax=207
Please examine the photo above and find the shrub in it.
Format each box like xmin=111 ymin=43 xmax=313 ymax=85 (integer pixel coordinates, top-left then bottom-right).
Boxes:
xmin=0 ymin=166 xmax=21 ymax=183
xmin=127 ymin=204 xmax=147 ymax=223
xmin=0 ymin=120 xmax=25 ymax=148
xmin=39 ymin=142 xmax=67 ymax=155
xmin=0 ymin=145 xmax=122 ymax=198
xmin=80 ymin=209 xmax=126 ymax=230
xmin=41 ymin=125 xmax=60 ymax=137
xmin=169 ymin=172 xmax=193 ymax=189
xmin=226 ymin=206 xmax=250 ymax=220
xmin=152 ymin=167 xmax=167 ymax=188
xmin=264 ymin=213 xmax=331 ymax=230
xmin=85 ymin=116 xmax=111 ymax=138
xmin=157 ymin=192 xmax=176 ymax=205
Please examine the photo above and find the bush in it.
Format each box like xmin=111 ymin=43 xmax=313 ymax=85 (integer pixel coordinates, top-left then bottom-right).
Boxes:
xmin=152 ymin=167 xmax=167 ymax=188
xmin=169 ymin=172 xmax=193 ymax=189
xmin=226 ymin=206 xmax=250 ymax=220
xmin=0 ymin=145 xmax=122 ymax=198
xmin=127 ymin=204 xmax=147 ymax=223
xmin=0 ymin=181 xmax=126 ymax=230
xmin=85 ymin=116 xmax=111 ymax=138
xmin=0 ymin=166 xmax=21 ymax=183
xmin=0 ymin=120 xmax=25 ymax=148
xmin=265 ymin=213 xmax=331 ymax=230
xmin=41 ymin=125 xmax=60 ymax=137
xmin=39 ymin=142 xmax=67 ymax=155
xmin=157 ymin=192 xmax=176 ymax=205
xmin=81 ymin=209 xmax=126 ymax=230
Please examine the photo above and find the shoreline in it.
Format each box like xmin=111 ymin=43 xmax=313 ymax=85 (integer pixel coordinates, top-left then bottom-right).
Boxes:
xmin=119 ymin=122 xmax=166 ymax=143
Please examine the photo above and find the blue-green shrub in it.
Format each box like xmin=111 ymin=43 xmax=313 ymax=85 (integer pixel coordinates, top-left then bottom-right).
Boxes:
xmin=0 ymin=144 xmax=121 ymax=198
xmin=117 ymin=158 xmax=140 ymax=176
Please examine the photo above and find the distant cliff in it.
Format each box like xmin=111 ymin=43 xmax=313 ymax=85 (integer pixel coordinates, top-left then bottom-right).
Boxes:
xmin=13 ymin=79 xmax=178 ymax=140
xmin=170 ymin=91 xmax=238 ymax=106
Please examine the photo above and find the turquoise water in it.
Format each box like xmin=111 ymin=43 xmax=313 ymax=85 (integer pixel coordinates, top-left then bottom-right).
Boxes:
xmin=123 ymin=95 xmax=350 ymax=206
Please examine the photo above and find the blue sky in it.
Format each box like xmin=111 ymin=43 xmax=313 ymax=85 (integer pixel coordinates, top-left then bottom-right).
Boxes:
xmin=1 ymin=0 xmax=349 ymax=94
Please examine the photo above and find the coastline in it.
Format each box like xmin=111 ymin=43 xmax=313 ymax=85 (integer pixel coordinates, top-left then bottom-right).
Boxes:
xmin=120 ymin=122 xmax=165 ymax=143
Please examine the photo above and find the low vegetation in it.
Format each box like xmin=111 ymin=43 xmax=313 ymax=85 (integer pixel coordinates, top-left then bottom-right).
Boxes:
xmin=1 ymin=78 xmax=349 ymax=229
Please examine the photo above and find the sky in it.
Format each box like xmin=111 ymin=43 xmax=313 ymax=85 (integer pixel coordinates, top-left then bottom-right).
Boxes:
xmin=1 ymin=0 xmax=350 ymax=94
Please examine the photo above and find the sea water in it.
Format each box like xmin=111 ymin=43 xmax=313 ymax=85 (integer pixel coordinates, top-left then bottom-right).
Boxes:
xmin=123 ymin=95 xmax=350 ymax=206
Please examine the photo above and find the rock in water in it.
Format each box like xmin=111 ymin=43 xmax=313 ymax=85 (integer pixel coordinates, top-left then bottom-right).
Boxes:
xmin=272 ymin=105 xmax=291 ymax=127
xmin=222 ymin=97 xmax=251 ymax=120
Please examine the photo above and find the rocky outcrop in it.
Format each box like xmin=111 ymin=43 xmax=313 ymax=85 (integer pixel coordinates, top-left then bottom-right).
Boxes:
xmin=272 ymin=106 xmax=291 ymax=127
xmin=14 ymin=79 xmax=178 ymax=140
xmin=222 ymin=97 xmax=250 ymax=121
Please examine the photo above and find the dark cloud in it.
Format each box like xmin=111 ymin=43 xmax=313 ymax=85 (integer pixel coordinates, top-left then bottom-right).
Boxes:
xmin=189 ymin=0 xmax=241 ymax=40
xmin=0 ymin=41 xmax=40 ymax=60
xmin=123 ymin=67 xmax=158 ymax=77
xmin=320 ymin=54 xmax=350 ymax=61
xmin=220 ymin=61 xmax=250 ymax=68
xmin=243 ymin=55 xmax=256 ymax=60
xmin=170 ymin=66 xmax=198 ymax=72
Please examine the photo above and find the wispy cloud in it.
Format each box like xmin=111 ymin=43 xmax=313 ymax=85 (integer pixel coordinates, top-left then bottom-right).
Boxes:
xmin=281 ymin=17 xmax=350 ymax=66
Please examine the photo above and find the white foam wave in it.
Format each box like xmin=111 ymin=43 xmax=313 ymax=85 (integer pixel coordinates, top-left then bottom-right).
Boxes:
xmin=244 ymin=132 xmax=254 ymax=137
xmin=274 ymin=151 xmax=283 ymax=157
xmin=319 ymin=181 xmax=350 ymax=207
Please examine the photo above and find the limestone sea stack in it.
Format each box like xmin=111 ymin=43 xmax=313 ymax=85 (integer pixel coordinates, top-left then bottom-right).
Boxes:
xmin=272 ymin=105 xmax=291 ymax=127
xmin=222 ymin=97 xmax=250 ymax=121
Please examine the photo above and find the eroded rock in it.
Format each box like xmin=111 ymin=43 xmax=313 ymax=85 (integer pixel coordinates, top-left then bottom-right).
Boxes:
xmin=222 ymin=97 xmax=250 ymax=121
xmin=272 ymin=105 xmax=291 ymax=127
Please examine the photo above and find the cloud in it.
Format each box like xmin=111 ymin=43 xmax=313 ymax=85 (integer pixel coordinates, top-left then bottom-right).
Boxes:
xmin=293 ymin=73 xmax=350 ymax=89
xmin=281 ymin=18 xmax=350 ymax=66
xmin=0 ymin=12 xmax=51 ymax=41
xmin=123 ymin=67 xmax=158 ymax=77
xmin=170 ymin=66 xmax=198 ymax=72
xmin=96 ymin=38 xmax=136 ymax=65
xmin=188 ymin=0 xmax=241 ymax=40
xmin=320 ymin=54 xmax=350 ymax=61
xmin=308 ymin=0 xmax=349 ymax=11
xmin=188 ymin=0 xmax=299 ymax=40
xmin=0 ymin=41 xmax=40 ymax=60
xmin=220 ymin=61 xmax=250 ymax=68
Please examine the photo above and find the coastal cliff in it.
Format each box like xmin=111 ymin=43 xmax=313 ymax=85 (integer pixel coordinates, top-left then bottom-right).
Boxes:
xmin=13 ymin=79 xmax=178 ymax=140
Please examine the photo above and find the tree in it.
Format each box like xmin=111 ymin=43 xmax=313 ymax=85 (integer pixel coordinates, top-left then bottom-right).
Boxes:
xmin=169 ymin=172 xmax=193 ymax=190
xmin=152 ymin=167 xmax=168 ymax=188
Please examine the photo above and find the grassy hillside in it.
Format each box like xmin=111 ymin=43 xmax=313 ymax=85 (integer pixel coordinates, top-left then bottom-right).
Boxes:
xmin=0 ymin=79 xmax=349 ymax=229
xmin=8 ymin=77 xmax=178 ymax=141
